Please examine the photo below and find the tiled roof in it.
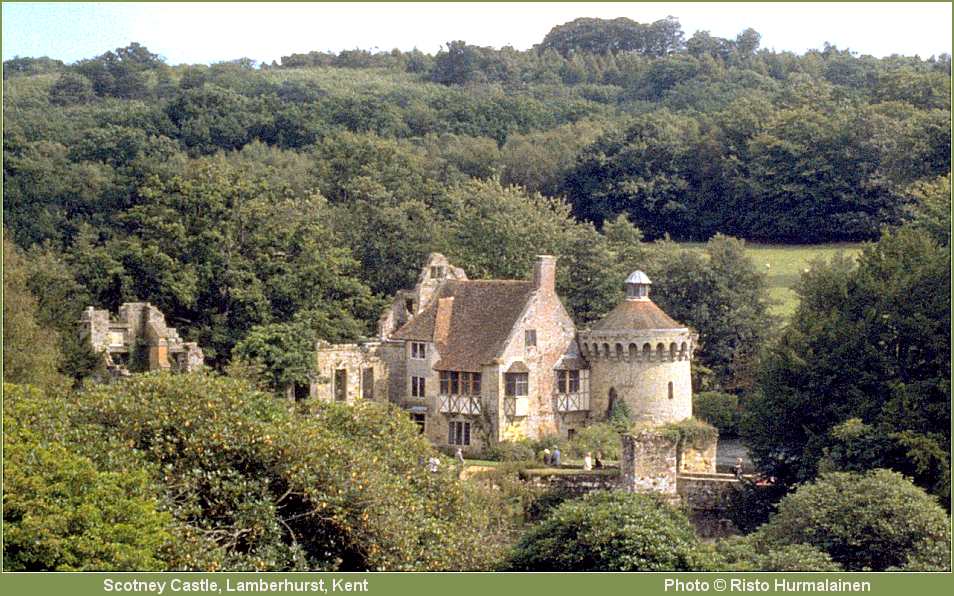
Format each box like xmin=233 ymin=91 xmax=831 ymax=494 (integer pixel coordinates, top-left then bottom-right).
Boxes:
xmin=391 ymin=280 xmax=534 ymax=371
xmin=590 ymin=299 xmax=684 ymax=331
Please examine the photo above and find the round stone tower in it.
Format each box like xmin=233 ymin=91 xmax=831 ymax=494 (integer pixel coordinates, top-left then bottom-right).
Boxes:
xmin=580 ymin=271 xmax=695 ymax=426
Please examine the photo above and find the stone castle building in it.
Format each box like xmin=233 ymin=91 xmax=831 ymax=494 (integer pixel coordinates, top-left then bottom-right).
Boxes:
xmin=313 ymin=254 xmax=699 ymax=457
xmin=81 ymin=302 xmax=204 ymax=377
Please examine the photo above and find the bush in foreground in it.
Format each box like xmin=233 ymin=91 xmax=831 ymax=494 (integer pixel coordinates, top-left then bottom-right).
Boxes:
xmin=758 ymin=469 xmax=951 ymax=571
xmin=714 ymin=536 xmax=841 ymax=571
xmin=4 ymin=374 xmax=515 ymax=571
xmin=3 ymin=384 xmax=171 ymax=571
xmin=505 ymin=491 xmax=711 ymax=571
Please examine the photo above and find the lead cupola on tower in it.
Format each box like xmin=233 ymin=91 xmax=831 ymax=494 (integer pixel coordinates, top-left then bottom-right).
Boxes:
xmin=625 ymin=270 xmax=652 ymax=300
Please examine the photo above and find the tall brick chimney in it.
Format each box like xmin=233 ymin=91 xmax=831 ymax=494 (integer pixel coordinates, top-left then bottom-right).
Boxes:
xmin=533 ymin=255 xmax=557 ymax=293
xmin=434 ymin=297 xmax=454 ymax=348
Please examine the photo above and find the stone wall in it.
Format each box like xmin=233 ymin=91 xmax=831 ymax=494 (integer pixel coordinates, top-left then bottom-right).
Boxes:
xmin=679 ymin=436 xmax=718 ymax=474
xmin=314 ymin=341 xmax=391 ymax=403
xmin=80 ymin=303 xmax=204 ymax=376
xmin=520 ymin=469 xmax=620 ymax=495
xmin=677 ymin=473 xmax=741 ymax=511
xmin=619 ymin=431 xmax=679 ymax=496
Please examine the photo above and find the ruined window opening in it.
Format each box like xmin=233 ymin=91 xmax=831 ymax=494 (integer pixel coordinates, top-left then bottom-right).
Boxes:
xmin=293 ymin=382 xmax=310 ymax=401
xmin=405 ymin=298 xmax=415 ymax=314
xmin=668 ymin=381 xmax=674 ymax=400
xmin=411 ymin=342 xmax=427 ymax=360
xmin=567 ymin=428 xmax=576 ymax=440
xmin=334 ymin=369 xmax=347 ymax=402
xmin=411 ymin=413 xmax=426 ymax=434
xmin=411 ymin=376 xmax=426 ymax=398
xmin=362 ymin=367 xmax=374 ymax=400
xmin=505 ymin=373 xmax=528 ymax=397
xmin=430 ymin=266 xmax=445 ymax=278
xmin=525 ymin=329 xmax=537 ymax=347
xmin=449 ymin=421 xmax=471 ymax=445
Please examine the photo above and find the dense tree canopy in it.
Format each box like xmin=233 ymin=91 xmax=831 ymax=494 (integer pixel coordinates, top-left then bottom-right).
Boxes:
xmin=743 ymin=226 xmax=951 ymax=502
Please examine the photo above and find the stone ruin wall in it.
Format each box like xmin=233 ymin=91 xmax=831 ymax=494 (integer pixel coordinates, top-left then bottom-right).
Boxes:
xmin=620 ymin=430 xmax=679 ymax=498
xmin=81 ymin=303 xmax=204 ymax=377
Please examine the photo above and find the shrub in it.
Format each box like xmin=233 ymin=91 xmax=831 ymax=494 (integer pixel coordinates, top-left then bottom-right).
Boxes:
xmin=565 ymin=422 xmax=621 ymax=460
xmin=485 ymin=440 xmax=537 ymax=462
xmin=725 ymin=478 xmax=788 ymax=534
xmin=658 ymin=417 xmax=719 ymax=449
xmin=714 ymin=535 xmax=841 ymax=571
xmin=8 ymin=374 xmax=516 ymax=571
xmin=530 ymin=434 xmax=568 ymax=459
xmin=505 ymin=491 xmax=713 ymax=571
xmin=758 ymin=469 xmax=951 ymax=571
xmin=607 ymin=397 xmax=633 ymax=431
xmin=693 ymin=391 xmax=739 ymax=436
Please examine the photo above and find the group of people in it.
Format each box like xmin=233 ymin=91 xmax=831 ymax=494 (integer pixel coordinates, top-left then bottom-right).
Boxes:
xmin=541 ymin=446 xmax=561 ymax=467
xmin=541 ymin=447 xmax=603 ymax=470
xmin=426 ymin=445 xmax=614 ymax=474
xmin=583 ymin=451 xmax=604 ymax=470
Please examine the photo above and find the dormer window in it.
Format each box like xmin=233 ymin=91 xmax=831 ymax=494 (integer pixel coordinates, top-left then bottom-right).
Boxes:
xmin=411 ymin=342 xmax=427 ymax=359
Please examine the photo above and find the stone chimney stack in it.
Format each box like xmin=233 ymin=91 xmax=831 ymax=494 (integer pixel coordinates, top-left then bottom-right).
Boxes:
xmin=434 ymin=297 xmax=454 ymax=347
xmin=533 ymin=255 xmax=557 ymax=293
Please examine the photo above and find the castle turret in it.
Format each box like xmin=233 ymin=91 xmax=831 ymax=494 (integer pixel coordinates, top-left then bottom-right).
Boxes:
xmin=580 ymin=271 xmax=695 ymax=426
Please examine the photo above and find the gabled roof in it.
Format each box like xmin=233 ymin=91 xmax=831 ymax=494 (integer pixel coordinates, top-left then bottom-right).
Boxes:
xmin=391 ymin=279 xmax=535 ymax=371
xmin=590 ymin=299 xmax=684 ymax=331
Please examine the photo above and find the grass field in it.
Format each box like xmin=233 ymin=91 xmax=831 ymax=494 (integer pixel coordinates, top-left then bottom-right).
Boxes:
xmin=679 ymin=242 xmax=865 ymax=318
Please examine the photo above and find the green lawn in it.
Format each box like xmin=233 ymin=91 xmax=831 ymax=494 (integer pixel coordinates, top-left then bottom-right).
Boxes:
xmin=679 ymin=242 xmax=865 ymax=318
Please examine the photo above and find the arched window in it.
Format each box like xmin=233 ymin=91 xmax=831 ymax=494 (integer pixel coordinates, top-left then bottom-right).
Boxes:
xmin=607 ymin=387 xmax=617 ymax=417
xmin=668 ymin=381 xmax=674 ymax=400
xmin=628 ymin=343 xmax=638 ymax=360
xmin=602 ymin=343 xmax=610 ymax=358
xmin=642 ymin=343 xmax=652 ymax=360
xmin=615 ymin=343 xmax=624 ymax=359
xmin=680 ymin=342 xmax=688 ymax=359
xmin=656 ymin=343 xmax=665 ymax=360
xmin=669 ymin=342 xmax=677 ymax=360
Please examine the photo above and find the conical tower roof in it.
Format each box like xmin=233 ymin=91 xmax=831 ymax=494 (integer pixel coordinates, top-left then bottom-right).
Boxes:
xmin=590 ymin=270 xmax=686 ymax=331
xmin=590 ymin=299 xmax=684 ymax=331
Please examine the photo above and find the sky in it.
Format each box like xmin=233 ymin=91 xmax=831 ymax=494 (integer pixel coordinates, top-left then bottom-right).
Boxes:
xmin=2 ymin=2 xmax=952 ymax=65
